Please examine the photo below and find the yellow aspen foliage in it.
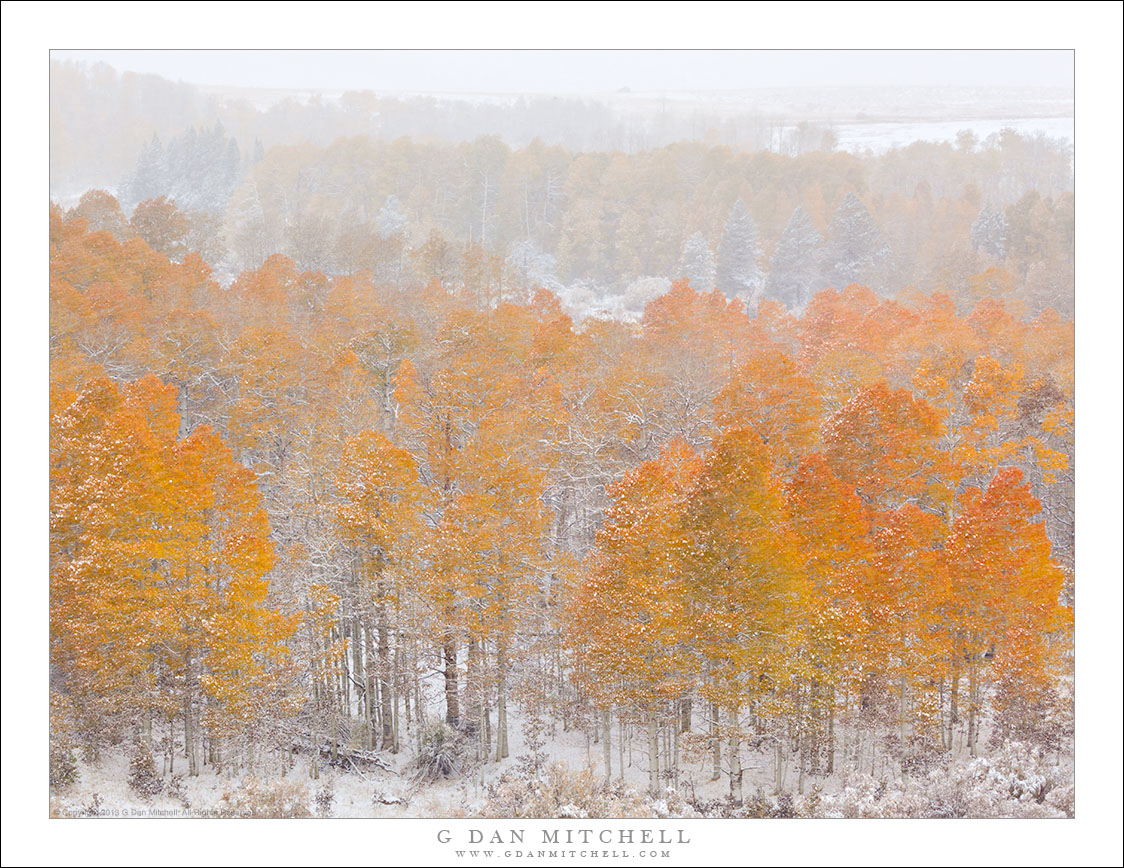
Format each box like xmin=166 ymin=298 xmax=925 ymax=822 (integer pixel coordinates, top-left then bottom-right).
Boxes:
xmin=50 ymin=375 xmax=295 ymax=746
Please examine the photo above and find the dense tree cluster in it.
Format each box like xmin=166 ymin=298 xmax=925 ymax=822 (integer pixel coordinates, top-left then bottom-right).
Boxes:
xmin=79 ymin=135 xmax=1073 ymax=323
xmin=219 ymin=135 xmax=1073 ymax=315
xmin=51 ymin=63 xmax=1074 ymax=323
xmin=120 ymin=124 xmax=243 ymax=214
xmin=50 ymin=195 xmax=1072 ymax=793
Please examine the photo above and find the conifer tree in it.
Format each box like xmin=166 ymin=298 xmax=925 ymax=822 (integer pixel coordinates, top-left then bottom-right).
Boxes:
xmin=970 ymin=206 xmax=1009 ymax=259
xmin=765 ymin=206 xmax=824 ymax=310
xmin=677 ymin=232 xmax=716 ymax=291
xmin=120 ymin=133 xmax=166 ymax=208
xmin=715 ymin=199 xmax=761 ymax=301
xmin=822 ymin=192 xmax=889 ymax=291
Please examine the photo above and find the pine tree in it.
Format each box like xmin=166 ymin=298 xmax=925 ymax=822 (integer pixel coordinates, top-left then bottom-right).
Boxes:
xmin=715 ymin=199 xmax=761 ymax=301
xmin=822 ymin=192 xmax=889 ymax=291
xmin=677 ymin=232 xmax=716 ymax=291
xmin=765 ymin=206 xmax=824 ymax=310
xmin=970 ymin=206 xmax=1009 ymax=259
xmin=123 ymin=124 xmax=242 ymax=215
xmin=120 ymin=133 xmax=166 ymax=208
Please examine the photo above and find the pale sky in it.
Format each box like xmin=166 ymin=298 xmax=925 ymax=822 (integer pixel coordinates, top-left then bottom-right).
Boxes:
xmin=50 ymin=49 xmax=1074 ymax=94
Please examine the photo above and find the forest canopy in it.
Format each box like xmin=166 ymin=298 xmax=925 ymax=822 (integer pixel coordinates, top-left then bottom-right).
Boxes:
xmin=47 ymin=58 xmax=1075 ymax=821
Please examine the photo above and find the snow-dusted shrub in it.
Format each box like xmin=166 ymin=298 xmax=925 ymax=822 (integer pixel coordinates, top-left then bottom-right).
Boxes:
xmin=738 ymin=791 xmax=808 ymax=818
xmin=215 ymin=778 xmax=311 ymax=818
xmin=478 ymin=762 xmax=686 ymax=818
xmin=515 ymin=715 xmax=550 ymax=779
xmin=414 ymin=721 xmax=469 ymax=781
xmin=817 ymin=774 xmax=895 ymax=818
xmin=50 ymin=742 xmax=79 ymax=793
xmin=962 ymin=740 xmax=1067 ymax=817
xmin=650 ymin=787 xmax=697 ymax=819
xmin=127 ymin=745 xmax=164 ymax=799
xmin=689 ymin=795 xmax=733 ymax=818
xmin=1045 ymin=782 xmax=1075 ymax=819
xmin=166 ymin=774 xmax=191 ymax=809
xmin=49 ymin=691 xmax=80 ymax=792
xmin=794 ymin=784 xmax=825 ymax=818
xmin=817 ymin=741 xmax=1070 ymax=818
xmin=769 ymin=792 xmax=798 ymax=818
xmin=314 ymin=785 xmax=335 ymax=818
xmin=690 ymin=788 xmax=819 ymax=819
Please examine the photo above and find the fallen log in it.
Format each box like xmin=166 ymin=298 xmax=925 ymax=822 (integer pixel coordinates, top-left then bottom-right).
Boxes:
xmin=290 ymin=736 xmax=394 ymax=772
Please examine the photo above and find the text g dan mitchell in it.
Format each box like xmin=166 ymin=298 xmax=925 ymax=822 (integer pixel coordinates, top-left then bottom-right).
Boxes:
xmin=437 ymin=829 xmax=691 ymax=845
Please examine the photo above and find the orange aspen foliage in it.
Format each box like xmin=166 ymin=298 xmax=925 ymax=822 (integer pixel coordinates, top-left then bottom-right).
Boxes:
xmin=822 ymin=380 xmax=948 ymax=512
xmin=714 ymin=350 xmax=822 ymax=471
xmin=567 ymin=439 xmax=703 ymax=713
xmin=939 ymin=467 xmax=1068 ymax=754
xmin=785 ymin=453 xmax=875 ymax=698
xmin=336 ymin=431 xmax=425 ymax=570
xmin=942 ymin=467 xmax=1068 ymax=679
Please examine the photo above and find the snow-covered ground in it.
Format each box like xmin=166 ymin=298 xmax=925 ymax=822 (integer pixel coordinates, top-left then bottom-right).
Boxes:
xmin=52 ymin=710 xmax=685 ymax=819
xmin=50 ymin=700 xmax=1074 ymax=819
xmin=829 ymin=116 xmax=1073 ymax=153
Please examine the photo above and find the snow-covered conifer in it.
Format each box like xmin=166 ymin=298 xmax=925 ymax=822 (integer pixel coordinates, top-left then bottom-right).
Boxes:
xmin=677 ymin=231 xmax=716 ymax=291
xmin=715 ymin=199 xmax=761 ymax=300
xmin=822 ymin=192 xmax=889 ymax=290
xmin=765 ymin=205 xmax=824 ymax=310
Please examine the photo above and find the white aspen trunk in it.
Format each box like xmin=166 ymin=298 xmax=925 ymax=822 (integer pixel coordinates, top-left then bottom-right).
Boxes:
xmin=949 ymin=662 xmax=960 ymax=754
xmin=183 ymin=650 xmax=198 ymax=777
xmin=379 ymin=618 xmax=394 ymax=750
xmin=443 ymin=636 xmax=459 ymax=726
xmin=711 ymin=701 xmax=722 ymax=781
xmin=899 ymin=674 xmax=908 ymax=759
xmin=311 ymin=674 xmax=320 ymax=781
xmin=827 ymin=698 xmax=835 ymax=775
xmin=672 ymin=719 xmax=680 ymax=791
xmin=618 ymin=716 xmax=626 ymax=782
xmin=495 ymin=644 xmax=509 ymax=761
xmin=729 ymin=706 xmax=742 ymax=801
xmin=968 ymin=654 xmax=979 ymax=758
xmin=392 ymin=641 xmax=401 ymax=754
xmin=798 ymin=723 xmax=806 ymax=795
xmin=365 ymin=623 xmax=377 ymax=750
xmin=602 ymin=708 xmax=612 ymax=781
xmin=351 ymin=616 xmax=363 ymax=723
